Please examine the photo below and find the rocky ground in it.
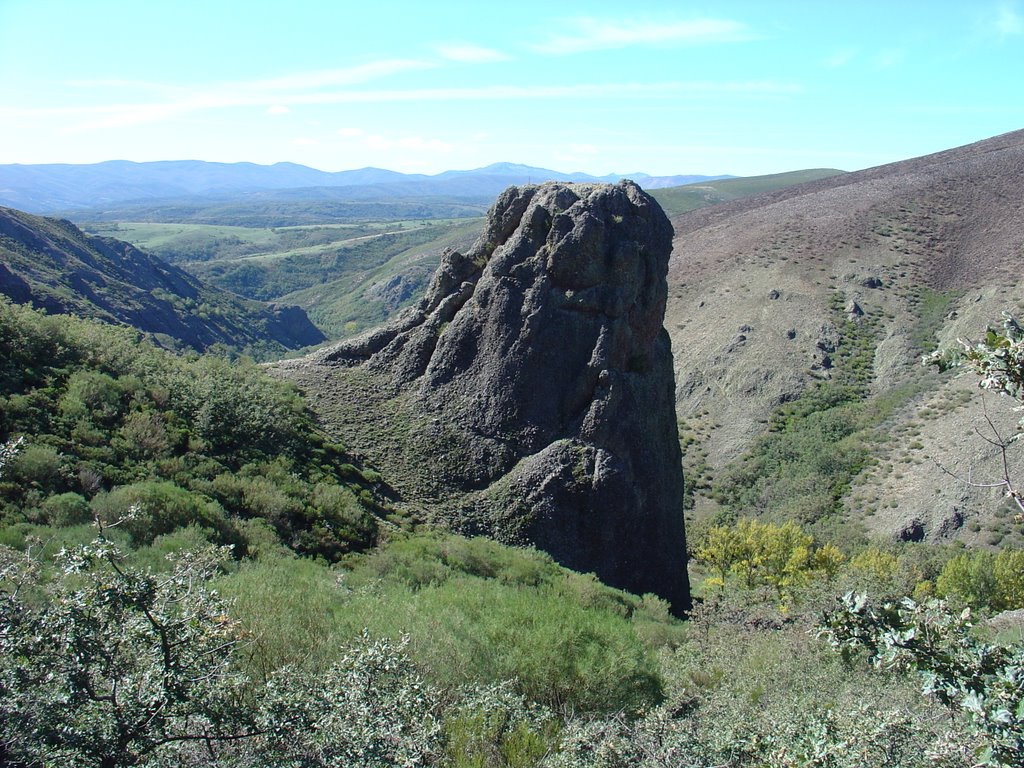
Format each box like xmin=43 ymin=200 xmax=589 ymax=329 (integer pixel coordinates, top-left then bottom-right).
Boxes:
xmin=666 ymin=128 xmax=1024 ymax=544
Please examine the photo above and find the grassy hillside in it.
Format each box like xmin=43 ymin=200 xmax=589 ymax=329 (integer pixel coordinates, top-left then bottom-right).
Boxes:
xmin=650 ymin=168 xmax=845 ymax=217
xmin=0 ymin=301 xmax=381 ymax=560
xmin=0 ymin=207 xmax=324 ymax=357
xmin=84 ymin=220 xmax=437 ymax=263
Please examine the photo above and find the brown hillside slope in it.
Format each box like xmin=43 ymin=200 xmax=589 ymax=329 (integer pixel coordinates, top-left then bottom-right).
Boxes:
xmin=666 ymin=128 xmax=1024 ymax=543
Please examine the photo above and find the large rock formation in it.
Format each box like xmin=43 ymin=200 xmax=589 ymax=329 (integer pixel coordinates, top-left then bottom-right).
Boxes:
xmin=278 ymin=181 xmax=690 ymax=612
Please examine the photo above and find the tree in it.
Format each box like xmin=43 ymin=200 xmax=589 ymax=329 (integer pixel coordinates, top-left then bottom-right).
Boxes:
xmin=926 ymin=312 xmax=1024 ymax=515
xmin=693 ymin=518 xmax=843 ymax=598
xmin=0 ymin=536 xmax=254 ymax=767
xmin=936 ymin=548 xmax=1024 ymax=612
xmin=819 ymin=593 xmax=1024 ymax=767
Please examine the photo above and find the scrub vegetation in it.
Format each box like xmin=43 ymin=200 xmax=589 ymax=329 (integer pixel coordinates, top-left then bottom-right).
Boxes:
xmin=2 ymin=303 xmax=1022 ymax=766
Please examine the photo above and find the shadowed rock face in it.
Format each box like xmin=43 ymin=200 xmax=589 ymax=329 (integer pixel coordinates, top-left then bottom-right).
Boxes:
xmin=286 ymin=181 xmax=689 ymax=612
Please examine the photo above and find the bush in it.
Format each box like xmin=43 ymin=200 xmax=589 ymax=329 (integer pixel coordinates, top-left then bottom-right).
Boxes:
xmin=0 ymin=540 xmax=250 ymax=767
xmin=219 ymin=532 xmax=667 ymax=716
xmin=0 ymin=303 xmax=384 ymax=563
xmin=936 ymin=548 xmax=1024 ymax=612
xmin=89 ymin=480 xmax=239 ymax=548
xmin=820 ymin=593 xmax=1023 ymax=767
xmin=39 ymin=491 xmax=91 ymax=526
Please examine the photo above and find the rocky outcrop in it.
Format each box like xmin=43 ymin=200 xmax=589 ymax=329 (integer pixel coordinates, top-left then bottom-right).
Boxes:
xmin=284 ymin=181 xmax=690 ymax=612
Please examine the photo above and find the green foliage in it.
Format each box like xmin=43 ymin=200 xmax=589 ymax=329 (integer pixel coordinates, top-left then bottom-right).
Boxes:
xmin=90 ymin=481 xmax=239 ymax=547
xmin=936 ymin=548 xmax=1024 ymax=612
xmin=929 ymin=312 xmax=1024 ymax=403
xmin=442 ymin=684 xmax=558 ymax=768
xmin=551 ymin=593 xmax=969 ymax=768
xmin=219 ymin=532 xmax=668 ymax=717
xmin=0 ymin=208 xmax=323 ymax=358
xmin=0 ymin=520 xmax=980 ymax=768
xmin=254 ymin=632 xmax=443 ymax=767
xmin=188 ymin=223 xmax=463 ymax=300
xmin=0 ymin=301 xmax=380 ymax=561
xmin=0 ymin=537 xmax=447 ymax=767
xmin=820 ymin=593 xmax=1024 ymax=767
xmin=39 ymin=491 xmax=91 ymax=526
xmin=927 ymin=312 xmax=1024 ymax=515
xmin=78 ymin=197 xmax=489 ymax=227
xmin=693 ymin=518 xmax=844 ymax=599
xmin=713 ymin=301 xmax=882 ymax=532
xmin=0 ymin=539 xmax=250 ymax=767
xmin=216 ymin=553 xmax=350 ymax=680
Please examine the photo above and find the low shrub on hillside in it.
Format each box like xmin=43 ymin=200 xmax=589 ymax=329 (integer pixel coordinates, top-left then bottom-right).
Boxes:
xmin=219 ymin=531 xmax=669 ymax=717
xmin=0 ymin=301 xmax=381 ymax=560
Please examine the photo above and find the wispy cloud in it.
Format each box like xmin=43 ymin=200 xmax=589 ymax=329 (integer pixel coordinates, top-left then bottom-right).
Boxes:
xmin=18 ymin=59 xmax=433 ymax=131
xmin=0 ymin=79 xmax=799 ymax=133
xmin=531 ymin=17 xmax=759 ymax=55
xmin=823 ymin=47 xmax=858 ymax=68
xmin=872 ymin=48 xmax=905 ymax=69
xmin=995 ymin=1 xmax=1024 ymax=36
xmin=241 ymin=59 xmax=431 ymax=91
xmin=436 ymin=43 xmax=509 ymax=63
xmin=299 ymin=80 xmax=800 ymax=103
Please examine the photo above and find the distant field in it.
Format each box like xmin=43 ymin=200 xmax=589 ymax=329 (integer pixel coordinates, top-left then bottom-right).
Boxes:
xmin=71 ymin=196 xmax=490 ymax=226
xmin=91 ymin=217 xmax=484 ymax=340
xmin=83 ymin=220 xmax=464 ymax=264
xmin=650 ymin=168 xmax=845 ymax=217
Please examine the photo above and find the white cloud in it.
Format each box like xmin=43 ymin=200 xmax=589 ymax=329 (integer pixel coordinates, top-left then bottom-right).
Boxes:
xmin=532 ymin=17 xmax=758 ymax=55
xmin=286 ymin=80 xmax=800 ymax=105
xmin=824 ymin=48 xmax=858 ymax=68
xmin=242 ymin=59 xmax=431 ymax=91
xmin=872 ymin=48 xmax=904 ymax=69
xmin=436 ymin=43 xmax=509 ymax=63
xmin=266 ymin=105 xmax=290 ymax=115
xmin=2 ymin=79 xmax=799 ymax=135
xmin=25 ymin=58 xmax=432 ymax=132
xmin=996 ymin=2 xmax=1024 ymax=36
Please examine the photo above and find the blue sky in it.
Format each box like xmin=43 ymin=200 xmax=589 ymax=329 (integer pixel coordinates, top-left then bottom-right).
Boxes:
xmin=1 ymin=0 xmax=1022 ymax=176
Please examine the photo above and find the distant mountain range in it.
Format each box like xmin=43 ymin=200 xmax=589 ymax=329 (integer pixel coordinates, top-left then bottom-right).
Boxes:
xmin=0 ymin=160 xmax=733 ymax=214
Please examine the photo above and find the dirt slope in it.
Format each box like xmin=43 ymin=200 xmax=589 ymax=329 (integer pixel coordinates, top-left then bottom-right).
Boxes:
xmin=665 ymin=128 xmax=1024 ymax=543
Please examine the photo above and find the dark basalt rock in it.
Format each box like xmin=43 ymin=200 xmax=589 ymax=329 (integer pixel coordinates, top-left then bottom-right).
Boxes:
xmin=298 ymin=181 xmax=690 ymax=612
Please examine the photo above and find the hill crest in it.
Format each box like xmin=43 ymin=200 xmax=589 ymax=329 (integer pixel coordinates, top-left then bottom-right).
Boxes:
xmin=0 ymin=206 xmax=324 ymax=355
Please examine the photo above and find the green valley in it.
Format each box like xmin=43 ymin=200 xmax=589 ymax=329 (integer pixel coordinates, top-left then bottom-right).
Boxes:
xmin=85 ymin=217 xmax=484 ymax=338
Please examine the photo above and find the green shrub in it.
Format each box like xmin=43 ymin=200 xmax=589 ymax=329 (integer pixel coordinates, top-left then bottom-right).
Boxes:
xmin=0 ymin=302 xmax=384 ymax=562
xmin=936 ymin=548 xmax=1024 ymax=612
xmin=220 ymin=532 xmax=667 ymax=716
xmin=216 ymin=553 xmax=350 ymax=681
xmin=442 ymin=684 xmax=558 ymax=768
xmin=40 ymin=491 xmax=91 ymax=526
xmin=8 ymin=444 xmax=67 ymax=491
xmin=89 ymin=480 xmax=238 ymax=548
